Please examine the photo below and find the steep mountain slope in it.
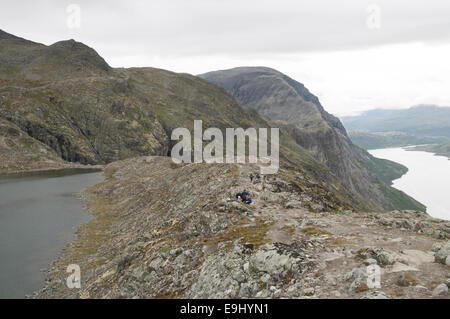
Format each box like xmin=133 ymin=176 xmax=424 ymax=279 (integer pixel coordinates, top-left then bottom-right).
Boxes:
xmin=348 ymin=131 xmax=448 ymax=150
xmin=341 ymin=105 xmax=450 ymax=138
xmin=199 ymin=67 xmax=423 ymax=211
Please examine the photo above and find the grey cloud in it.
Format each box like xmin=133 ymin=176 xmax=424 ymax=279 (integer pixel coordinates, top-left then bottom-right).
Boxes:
xmin=1 ymin=0 xmax=450 ymax=57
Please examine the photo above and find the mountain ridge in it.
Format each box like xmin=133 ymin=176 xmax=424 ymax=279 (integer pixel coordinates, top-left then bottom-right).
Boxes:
xmin=0 ymin=30 xmax=424 ymax=211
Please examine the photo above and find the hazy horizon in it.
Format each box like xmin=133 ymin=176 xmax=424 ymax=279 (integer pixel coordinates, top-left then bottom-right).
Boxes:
xmin=2 ymin=0 xmax=450 ymax=116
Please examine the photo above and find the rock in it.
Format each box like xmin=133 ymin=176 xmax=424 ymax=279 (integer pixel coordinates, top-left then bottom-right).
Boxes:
xmin=349 ymin=280 xmax=363 ymax=292
xmin=228 ymin=201 xmax=249 ymax=213
xmin=231 ymin=270 xmax=246 ymax=283
xmin=432 ymin=284 xmax=449 ymax=296
xmin=249 ymin=243 xmax=303 ymax=280
xmin=169 ymin=247 xmax=183 ymax=256
xmin=344 ymin=267 xmax=369 ymax=292
xmin=361 ymin=291 xmax=389 ymax=299
xmin=324 ymin=274 xmax=337 ymax=286
xmin=147 ymin=256 xmax=165 ymax=271
xmin=284 ymin=200 xmax=302 ymax=209
xmin=445 ymin=279 xmax=450 ymax=288
xmin=363 ymin=258 xmax=377 ymax=265
xmin=255 ymin=289 xmax=271 ymax=298
xmin=434 ymin=241 xmax=450 ymax=265
xmin=414 ymin=285 xmax=429 ymax=292
xmin=431 ymin=243 xmax=443 ymax=252
xmin=370 ymin=248 xmax=399 ymax=265
xmin=332 ymin=290 xmax=341 ymax=297
xmin=396 ymin=274 xmax=417 ymax=287
xmin=344 ymin=267 xmax=367 ymax=283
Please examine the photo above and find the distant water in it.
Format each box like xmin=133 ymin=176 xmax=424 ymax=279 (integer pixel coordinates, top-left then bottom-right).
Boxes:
xmin=369 ymin=147 xmax=450 ymax=221
xmin=0 ymin=169 xmax=103 ymax=299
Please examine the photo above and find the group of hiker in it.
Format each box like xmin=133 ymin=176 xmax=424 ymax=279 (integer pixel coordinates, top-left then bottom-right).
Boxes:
xmin=234 ymin=172 xmax=264 ymax=205
xmin=249 ymin=172 xmax=261 ymax=183
xmin=235 ymin=190 xmax=252 ymax=204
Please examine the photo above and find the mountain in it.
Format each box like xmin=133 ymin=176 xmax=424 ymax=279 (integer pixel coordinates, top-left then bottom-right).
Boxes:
xmin=0 ymin=30 xmax=423 ymax=211
xmin=348 ymin=131 xmax=449 ymax=150
xmin=199 ymin=67 xmax=424 ymax=211
xmin=341 ymin=105 xmax=450 ymax=137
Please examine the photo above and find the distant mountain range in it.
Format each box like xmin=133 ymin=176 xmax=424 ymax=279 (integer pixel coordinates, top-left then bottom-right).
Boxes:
xmin=347 ymin=131 xmax=448 ymax=150
xmin=341 ymin=105 xmax=450 ymax=138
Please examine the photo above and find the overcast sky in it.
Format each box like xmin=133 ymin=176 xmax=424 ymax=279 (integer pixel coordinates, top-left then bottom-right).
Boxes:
xmin=2 ymin=0 xmax=450 ymax=116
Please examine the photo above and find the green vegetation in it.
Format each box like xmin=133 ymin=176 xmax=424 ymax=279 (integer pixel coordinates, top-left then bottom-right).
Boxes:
xmin=413 ymin=141 xmax=450 ymax=159
xmin=363 ymin=154 xmax=408 ymax=185
xmin=378 ymin=183 xmax=426 ymax=212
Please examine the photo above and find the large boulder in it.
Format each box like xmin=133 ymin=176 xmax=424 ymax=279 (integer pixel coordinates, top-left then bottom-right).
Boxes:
xmin=434 ymin=241 xmax=450 ymax=265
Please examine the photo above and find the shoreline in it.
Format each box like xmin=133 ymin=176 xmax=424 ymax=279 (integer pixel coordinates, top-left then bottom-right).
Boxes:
xmin=0 ymin=164 xmax=104 ymax=179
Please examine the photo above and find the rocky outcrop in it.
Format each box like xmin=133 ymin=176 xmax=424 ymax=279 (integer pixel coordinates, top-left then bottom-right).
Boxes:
xmin=434 ymin=242 xmax=450 ymax=265
xmin=0 ymin=117 xmax=97 ymax=174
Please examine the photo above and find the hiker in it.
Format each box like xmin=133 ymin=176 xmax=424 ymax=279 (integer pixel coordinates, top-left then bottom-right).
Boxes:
xmin=256 ymin=173 xmax=261 ymax=181
xmin=249 ymin=173 xmax=254 ymax=182
xmin=236 ymin=191 xmax=252 ymax=204
xmin=241 ymin=190 xmax=249 ymax=201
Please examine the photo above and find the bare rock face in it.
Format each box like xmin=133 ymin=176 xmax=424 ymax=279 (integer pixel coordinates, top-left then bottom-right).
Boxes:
xmin=0 ymin=117 xmax=82 ymax=173
xmin=32 ymin=157 xmax=450 ymax=299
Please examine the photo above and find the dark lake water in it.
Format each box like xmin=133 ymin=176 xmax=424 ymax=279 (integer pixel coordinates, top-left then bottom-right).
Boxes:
xmin=0 ymin=169 xmax=103 ymax=298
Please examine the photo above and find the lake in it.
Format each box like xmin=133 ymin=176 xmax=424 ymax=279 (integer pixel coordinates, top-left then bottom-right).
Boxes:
xmin=369 ymin=147 xmax=450 ymax=221
xmin=0 ymin=169 xmax=103 ymax=299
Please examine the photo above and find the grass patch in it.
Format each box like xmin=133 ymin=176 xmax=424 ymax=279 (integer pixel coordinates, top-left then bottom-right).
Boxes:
xmin=155 ymin=289 xmax=185 ymax=299
xmin=281 ymin=225 xmax=295 ymax=235
xmin=356 ymin=283 xmax=370 ymax=293
xmin=387 ymin=288 xmax=404 ymax=297
xmin=104 ymin=166 xmax=117 ymax=179
xmin=201 ymin=218 xmax=274 ymax=249
xmin=301 ymin=227 xmax=331 ymax=236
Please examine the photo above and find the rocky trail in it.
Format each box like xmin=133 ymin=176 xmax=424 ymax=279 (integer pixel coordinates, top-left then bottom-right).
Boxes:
xmin=33 ymin=156 xmax=450 ymax=299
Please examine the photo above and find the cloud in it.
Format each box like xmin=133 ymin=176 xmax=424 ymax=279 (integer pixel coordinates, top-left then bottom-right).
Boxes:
xmin=1 ymin=0 xmax=450 ymax=115
xmin=3 ymin=0 xmax=450 ymax=55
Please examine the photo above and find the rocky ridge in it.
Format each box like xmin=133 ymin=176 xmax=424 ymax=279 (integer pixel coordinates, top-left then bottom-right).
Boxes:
xmin=33 ymin=157 xmax=450 ymax=299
